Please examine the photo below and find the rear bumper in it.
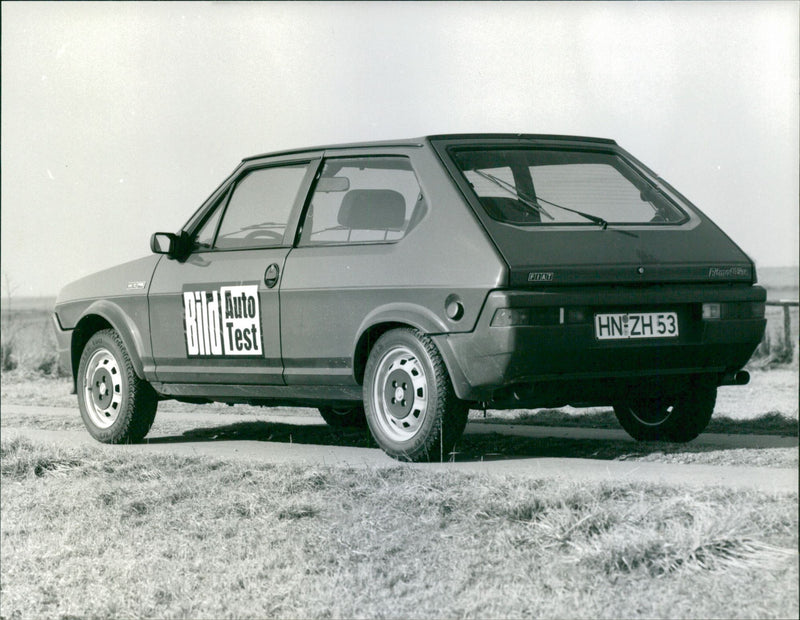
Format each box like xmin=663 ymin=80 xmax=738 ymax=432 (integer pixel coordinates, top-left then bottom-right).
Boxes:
xmin=434 ymin=285 xmax=767 ymax=405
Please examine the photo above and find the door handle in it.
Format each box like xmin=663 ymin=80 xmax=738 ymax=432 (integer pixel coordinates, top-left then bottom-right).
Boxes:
xmin=264 ymin=263 xmax=280 ymax=288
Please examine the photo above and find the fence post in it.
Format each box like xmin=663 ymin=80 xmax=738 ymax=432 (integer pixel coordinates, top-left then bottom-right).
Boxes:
xmin=766 ymin=300 xmax=799 ymax=363
xmin=783 ymin=305 xmax=792 ymax=354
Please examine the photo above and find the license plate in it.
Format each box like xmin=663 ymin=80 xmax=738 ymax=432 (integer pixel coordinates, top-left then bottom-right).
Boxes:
xmin=594 ymin=312 xmax=679 ymax=340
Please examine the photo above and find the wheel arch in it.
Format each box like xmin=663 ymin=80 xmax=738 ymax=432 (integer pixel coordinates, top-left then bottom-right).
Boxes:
xmin=353 ymin=321 xmax=410 ymax=386
xmin=71 ymin=301 xmax=147 ymax=387
xmin=352 ymin=303 xmax=450 ymax=385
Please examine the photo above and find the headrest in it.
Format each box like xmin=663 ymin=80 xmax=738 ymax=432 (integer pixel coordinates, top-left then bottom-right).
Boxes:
xmin=337 ymin=190 xmax=406 ymax=231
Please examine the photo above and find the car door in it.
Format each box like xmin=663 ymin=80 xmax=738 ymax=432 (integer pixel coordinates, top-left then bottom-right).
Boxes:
xmin=280 ymin=154 xmax=430 ymax=385
xmin=149 ymin=157 xmax=319 ymax=385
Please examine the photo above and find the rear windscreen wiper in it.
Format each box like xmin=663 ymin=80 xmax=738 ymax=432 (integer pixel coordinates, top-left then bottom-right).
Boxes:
xmin=472 ymin=170 xmax=554 ymax=221
xmin=534 ymin=195 xmax=608 ymax=229
xmin=472 ymin=170 xmax=633 ymax=233
xmin=536 ymin=195 xmax=640 ymax=237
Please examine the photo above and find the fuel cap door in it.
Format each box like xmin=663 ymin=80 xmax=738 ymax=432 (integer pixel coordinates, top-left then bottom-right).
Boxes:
xmin=264 ymin=263 xmax=280 ymax=288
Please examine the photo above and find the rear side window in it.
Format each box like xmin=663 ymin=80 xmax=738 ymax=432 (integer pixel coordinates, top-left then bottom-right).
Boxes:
xmin=299 ymin=157 xmax=425 ymax=245
xmin=454 ymin=149 xmax=687 ymax=226
xmin=213 ymin=163 xmax=310 ymax=249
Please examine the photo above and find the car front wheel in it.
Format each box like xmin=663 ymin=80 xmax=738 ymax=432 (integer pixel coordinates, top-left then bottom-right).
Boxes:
xmin=76 ymin=329 xmax=157 ymax=444
xmin=363 ymin=328 xmax=468 ymax=462
xmin=613 ymin=379 xmax=717 ymax=442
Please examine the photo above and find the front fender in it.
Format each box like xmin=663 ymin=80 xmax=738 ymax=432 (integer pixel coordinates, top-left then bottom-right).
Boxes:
xmin=73 ymin=298 xmax=151 ymax=381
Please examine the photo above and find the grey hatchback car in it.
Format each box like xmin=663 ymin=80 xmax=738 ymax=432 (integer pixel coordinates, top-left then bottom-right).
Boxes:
xmin=54 ymin=134 xmax=766 ymax=461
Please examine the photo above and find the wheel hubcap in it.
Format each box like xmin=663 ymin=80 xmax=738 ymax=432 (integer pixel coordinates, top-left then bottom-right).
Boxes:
xmin=384 ymin=369 xmax=415 ymax=418
xmin=627 ymin=400 xmax=674 ymax=427
xmin=83 ymin=348 xmax=123 ymax=429
xmin=372 ymin=346 xmax=428 ymax=441
xmin=91 ymin=368 xmax=113 ymax=408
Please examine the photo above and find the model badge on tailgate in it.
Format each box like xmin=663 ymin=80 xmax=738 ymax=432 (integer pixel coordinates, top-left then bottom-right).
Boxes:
xmin=709 ymin=266 xmax=749 ymax=278
xmin=528 ymin=272 xmax=554 ymax=282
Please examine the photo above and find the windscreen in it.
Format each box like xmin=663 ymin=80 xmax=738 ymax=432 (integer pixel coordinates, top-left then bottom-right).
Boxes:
xmin=451 ymin=148 xmax=688 ymax=226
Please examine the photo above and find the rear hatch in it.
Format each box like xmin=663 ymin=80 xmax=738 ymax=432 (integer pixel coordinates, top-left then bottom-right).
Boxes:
xmin=491 ymin=221 xmax=754 ymax=288
xmin=430 ymin=134 xmax=755 ymax=288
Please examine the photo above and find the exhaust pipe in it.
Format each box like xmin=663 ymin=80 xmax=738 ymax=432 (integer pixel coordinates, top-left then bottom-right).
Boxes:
xmin=720 ymin=370 xmax=750 ymax=386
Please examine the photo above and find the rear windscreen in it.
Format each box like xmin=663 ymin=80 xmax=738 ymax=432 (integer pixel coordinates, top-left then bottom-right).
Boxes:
xmin=451 ymin=148 xmax=688 ymax=226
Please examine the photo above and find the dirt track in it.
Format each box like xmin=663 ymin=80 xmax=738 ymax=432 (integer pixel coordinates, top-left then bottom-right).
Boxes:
xmin=3 ymin=404 xmax=797 ymax=493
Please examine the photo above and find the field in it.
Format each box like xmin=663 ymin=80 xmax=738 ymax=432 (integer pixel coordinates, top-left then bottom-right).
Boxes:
xmin=1 ymin=437 xmax=797 ymax=619
xmin=1 ymin=270 xmax=798 ymax=618
xmin=759 ymin=266 xmax=799 ymax=301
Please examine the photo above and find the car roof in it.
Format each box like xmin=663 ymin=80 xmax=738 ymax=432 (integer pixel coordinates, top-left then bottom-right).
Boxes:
xmin=242 ymin=133 xmax=617 ymax=162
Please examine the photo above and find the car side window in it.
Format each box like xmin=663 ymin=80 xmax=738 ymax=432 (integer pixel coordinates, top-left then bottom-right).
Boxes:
xmin=193 ymin=191 xmax=227 ymax=250
xmin=299 ymin=157 xmax=424 ymax=246
xmin=213 ymin=163 xmax=310 ymax=250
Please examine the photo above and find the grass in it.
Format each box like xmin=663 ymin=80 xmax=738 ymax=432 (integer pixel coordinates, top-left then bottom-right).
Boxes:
xmin=1 ymin=436 xmax=797 ymax=619
xmin=0 ymin=305 xmax=66 ymax=377
xmin=752 ymin=302 xmax=799 ymax=368
xmin=1 ymin=297 xmax=798 ymax=618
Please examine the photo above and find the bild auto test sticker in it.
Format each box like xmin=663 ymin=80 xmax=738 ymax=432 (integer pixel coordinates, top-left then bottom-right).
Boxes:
xmin=183 ymin=284 xmax=263 ymax=357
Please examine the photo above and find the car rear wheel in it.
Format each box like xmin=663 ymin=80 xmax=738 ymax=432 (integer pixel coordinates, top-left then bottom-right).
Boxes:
xmin=363 ymin=328 xmax=468 ymax=462
xmin=613 ymin=379 xmax=717 ymax=442
xmin=77 ymin=329 xmax=157 ymax=444
xmin=318 ymin=405 xmax=367 ymax=428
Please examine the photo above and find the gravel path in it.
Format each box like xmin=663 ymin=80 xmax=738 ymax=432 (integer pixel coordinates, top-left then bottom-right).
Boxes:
xmin=3 ymin=404 xmax=796 ymax=493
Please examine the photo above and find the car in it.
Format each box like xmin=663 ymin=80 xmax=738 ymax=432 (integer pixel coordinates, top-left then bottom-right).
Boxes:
xmin=53 ymin=133 xmax=767 ymax=461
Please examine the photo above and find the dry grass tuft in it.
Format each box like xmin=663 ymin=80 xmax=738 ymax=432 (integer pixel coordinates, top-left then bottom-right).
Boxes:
xmin=1 ymin=438 xmax=797 ymax=618
xmin=0 ymin=436 xmax=87 ymax=479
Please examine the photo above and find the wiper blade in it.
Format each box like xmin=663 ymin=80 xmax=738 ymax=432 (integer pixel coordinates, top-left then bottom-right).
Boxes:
xmin=473 ymin=170 xmax=630 ymax=233
xmin=534 ymin=195 xmax=608 ymax=230
xmin=536 ymin=196 xmax=640 ymax=237
xmin=480 ymin=166 xmax=609 ymax=228
xmin=472 ymin=170 xmax=554 ymax=221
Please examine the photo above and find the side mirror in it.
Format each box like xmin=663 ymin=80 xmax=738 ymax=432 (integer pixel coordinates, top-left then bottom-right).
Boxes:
xmin=150 ymin=232 xmax=178 ymax=256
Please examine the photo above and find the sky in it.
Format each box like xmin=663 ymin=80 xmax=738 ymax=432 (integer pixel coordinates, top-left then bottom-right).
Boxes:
xmin=2 ymin=1 xmax=798 ymax=297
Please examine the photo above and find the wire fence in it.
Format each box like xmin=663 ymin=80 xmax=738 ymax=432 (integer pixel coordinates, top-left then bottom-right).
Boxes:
xmin=767 ymin=300 xmax=798 ymax=344
xmin=759 ymin=300 xmax=799 ymax=364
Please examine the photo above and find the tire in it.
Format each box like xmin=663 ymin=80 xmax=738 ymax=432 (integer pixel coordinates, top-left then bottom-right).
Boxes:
xmin=76 ymin=329 xmax=158 ymax=444
xmin=613 ymin=378 xmax=717 ymax=442
xmin=318 ymin=405 xmax=367 ymax=428
xmin=363 ymin=328 xmax=468 ymax=462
